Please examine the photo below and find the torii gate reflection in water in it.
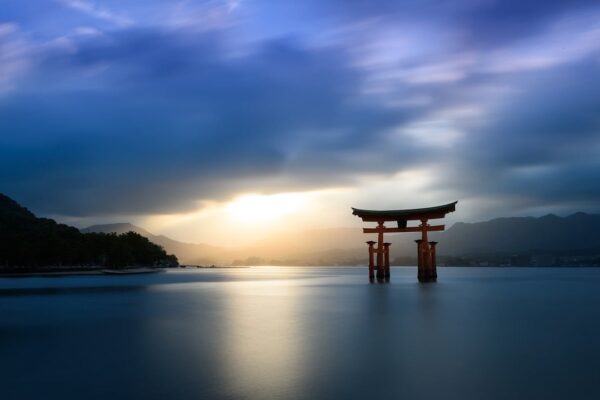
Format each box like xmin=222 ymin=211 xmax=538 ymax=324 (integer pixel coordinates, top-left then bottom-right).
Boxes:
xmin=352 ymin=202 xmax=457 ymax=282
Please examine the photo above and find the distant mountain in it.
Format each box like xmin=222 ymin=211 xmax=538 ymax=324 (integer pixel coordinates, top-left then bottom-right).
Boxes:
xmin=81 ymin=224 xmax=369 ymax=265
xmin=82 ymin=213 xmax=600 ymax=265
xmin=82 ymin=223 xmax=154 ymax=237
xmin=81 ymin=223 xmax=223 ymax=264
xmin=0 ymin=194 xmax=178 ymax=269
xmin=435 ymin=213 xmax=600 ymax=256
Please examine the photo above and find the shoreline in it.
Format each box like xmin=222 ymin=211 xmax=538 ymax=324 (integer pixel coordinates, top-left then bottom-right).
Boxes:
xmin=0 ymin=267 xmax=162 ymax=278
xmin=0 ymin=270 xmax=105 ymax=278
xmin=0 ymin=265 xmax=251 ymax=278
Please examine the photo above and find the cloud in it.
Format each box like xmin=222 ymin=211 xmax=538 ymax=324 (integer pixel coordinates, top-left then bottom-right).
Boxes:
xmin=59 ymin=0 xmax=134 ymax=27
xmin=481 ymin=8 xmax=600 ymax=73
xmin=429 ymin=62 xmax=600 ymax=215
xmin=0 ymin=28 xmax=427 ymax=216
xmin=0 ymin=23 xmax=31 ymax=94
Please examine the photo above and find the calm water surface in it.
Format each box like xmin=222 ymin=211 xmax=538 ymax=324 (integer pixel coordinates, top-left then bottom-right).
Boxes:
xmin=1 ymin=267 xmax=599 ymax=400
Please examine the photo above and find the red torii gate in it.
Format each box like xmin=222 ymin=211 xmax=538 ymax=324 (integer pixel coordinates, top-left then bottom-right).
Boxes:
xmin=352 ymin=201 xmax=457 ymax=282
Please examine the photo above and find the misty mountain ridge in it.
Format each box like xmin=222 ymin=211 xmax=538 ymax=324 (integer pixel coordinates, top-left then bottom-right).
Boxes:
xmin=82 ymin=212 xmax=600 ymax=264
xmin=81 ymin=223 xmax=223 ymax=264
xmin=438 ymin=212 xmax=600 ymax=256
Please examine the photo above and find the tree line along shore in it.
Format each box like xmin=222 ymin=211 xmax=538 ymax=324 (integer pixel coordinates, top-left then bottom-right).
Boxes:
xmin=0 ymin=193 xmax=178 ymax=274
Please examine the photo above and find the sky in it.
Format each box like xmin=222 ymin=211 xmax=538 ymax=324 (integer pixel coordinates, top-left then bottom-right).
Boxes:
xmin=1 ymin=0 xmax=600 ymax=246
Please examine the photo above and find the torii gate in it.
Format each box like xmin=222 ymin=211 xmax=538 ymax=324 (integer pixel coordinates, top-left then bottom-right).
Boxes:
xmin=352 ymin=201 xmax=457 ymax=282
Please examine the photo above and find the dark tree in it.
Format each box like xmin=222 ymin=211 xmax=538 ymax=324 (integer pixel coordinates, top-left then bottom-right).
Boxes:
xmin=0 ymin=193 xmax=178 ymax=270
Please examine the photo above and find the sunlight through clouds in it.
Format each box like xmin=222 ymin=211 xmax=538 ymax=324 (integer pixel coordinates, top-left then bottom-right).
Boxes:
xmin=226 ymin=193 xmax=307 ymax=224
xmin=138 ymin=189 xmax=348 ymax=246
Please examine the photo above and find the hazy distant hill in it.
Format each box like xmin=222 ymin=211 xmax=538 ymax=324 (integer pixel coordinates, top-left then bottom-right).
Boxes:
xmin=82 ymin=213 xmax=600 ymax=265
xmin=81 ymin=223 xmax=223 ymax=264
xmin=435 ymin=213 xmax=600 ymax=256
xmin=81 ymin=224 xmax=368 ymax=264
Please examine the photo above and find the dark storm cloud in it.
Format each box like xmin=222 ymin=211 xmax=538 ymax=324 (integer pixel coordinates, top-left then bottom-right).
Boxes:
xmin=474 ymin=62 xmax=600 ymax=168
xmin=434 ymin=62 xmax=600 ymax=211
xmin=310 ymin=0 xmax=600 ymax=46
xmin=456 ymin=0 xmax=600 ymax=47
xmin=0 ymin=28 xmax=425 ymax=215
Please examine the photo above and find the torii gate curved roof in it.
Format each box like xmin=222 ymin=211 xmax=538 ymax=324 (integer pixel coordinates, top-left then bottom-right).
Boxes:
xmin=352 ymin=201 xmax=457 ymax=221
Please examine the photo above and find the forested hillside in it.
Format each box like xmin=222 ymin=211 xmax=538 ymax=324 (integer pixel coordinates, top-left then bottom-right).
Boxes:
xmin=0 ymin=194 xmax=178 ymax=269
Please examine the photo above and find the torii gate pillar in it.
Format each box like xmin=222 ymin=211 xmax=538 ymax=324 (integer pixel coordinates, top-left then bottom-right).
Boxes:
xmin=366 ymin=241 xmax=376 ymax=280
xmin=383 ymin=242 xmax=391 ymax=279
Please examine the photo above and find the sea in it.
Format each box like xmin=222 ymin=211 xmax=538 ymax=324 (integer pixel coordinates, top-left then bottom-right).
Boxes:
xmin=1 ymin=267 xmax=599 ymax=400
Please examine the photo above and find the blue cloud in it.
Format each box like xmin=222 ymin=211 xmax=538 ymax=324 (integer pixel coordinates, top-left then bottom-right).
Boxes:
xmin=1 ymin=28 xmax=417 ymax=215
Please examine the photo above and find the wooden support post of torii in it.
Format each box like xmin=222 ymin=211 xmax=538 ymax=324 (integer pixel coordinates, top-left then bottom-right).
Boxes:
xmin=376 ymin=221 xmax=385 ymax=280
xmin=352 ymin=201 xmax=457 ymax=282
xmin=429 ymin=241 xmax=438 ymax=281
xmin=415 ymin=239 xmax=424 ymax=280
xmin=383 ymin=242 xmax=391 ymax=279
xmin=366 ymin=241 xmax=375 ymax=280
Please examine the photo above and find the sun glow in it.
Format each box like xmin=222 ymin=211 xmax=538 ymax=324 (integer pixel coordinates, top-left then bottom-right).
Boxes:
xmin=226 ymin=193 xmax=306 ymax=224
